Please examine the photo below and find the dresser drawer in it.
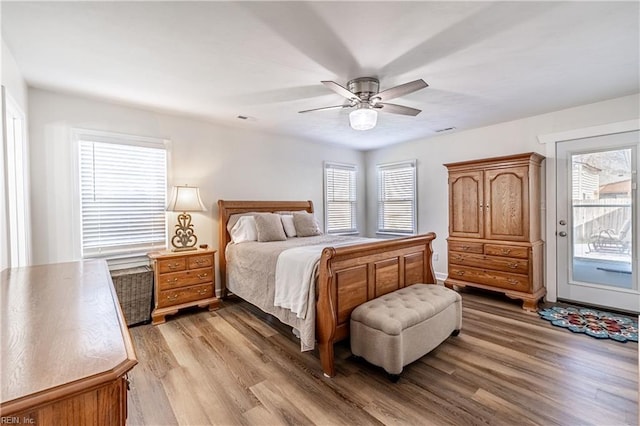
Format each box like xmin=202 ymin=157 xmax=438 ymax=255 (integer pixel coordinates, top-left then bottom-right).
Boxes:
xmin=157 ymin=258 xmax=187 ymax=274
xmin=157 ymin=283 xmax=214 ymax=308
xmin=448 ymin=241 xmax=484 ymax=254
xmin=188 ymin=254 xmax=214 ymax=269
xmin=449 ymin=252 xmax=529 ymax=274
xmin=448 ymin=265 xmax=530 ymax=292
xmin=484 ymin=244 xmax=529 ymax=259
xmin=157 ymin=267 xmax=214 ymax=290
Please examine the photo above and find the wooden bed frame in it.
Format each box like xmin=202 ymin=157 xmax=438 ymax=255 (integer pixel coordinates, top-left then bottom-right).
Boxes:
xmin=218 ymin=200 xmax=437 ymax=377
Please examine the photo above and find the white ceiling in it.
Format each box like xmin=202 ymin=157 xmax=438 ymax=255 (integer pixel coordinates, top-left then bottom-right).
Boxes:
xmin=2 ymin=1 xmax=639 ymax=150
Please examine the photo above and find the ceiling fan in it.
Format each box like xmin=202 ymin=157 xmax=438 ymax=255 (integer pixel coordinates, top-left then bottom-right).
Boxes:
xmin=299 ymin=77 xmax=428 ymax=130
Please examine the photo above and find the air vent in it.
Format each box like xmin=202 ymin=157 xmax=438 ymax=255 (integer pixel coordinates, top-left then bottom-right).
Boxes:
xmin=435 ymin=127 xmax=456 ymax=133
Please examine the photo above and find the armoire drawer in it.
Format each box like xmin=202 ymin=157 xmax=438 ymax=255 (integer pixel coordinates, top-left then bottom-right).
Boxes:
xmin=484 ymin=244 xmax=529 ymax=259
xmin=448 ymin=241 xmax=484 ymax=254
xmin=449 ymin=252 xmax=529 ymax=275
xmin=448 ymin=265 xmax=530 ymax=292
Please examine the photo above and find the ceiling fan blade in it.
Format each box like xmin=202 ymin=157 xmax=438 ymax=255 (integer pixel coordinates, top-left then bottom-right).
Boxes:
xmin=321 ymin=81 xmax=361 ymax=101
xmin=375 ymin=103 xmax=422 ymax=116
xmin=373 ymin=79 xmax=428 ymax=102
xmin=298 ymin=104 xmax=351 ymax=113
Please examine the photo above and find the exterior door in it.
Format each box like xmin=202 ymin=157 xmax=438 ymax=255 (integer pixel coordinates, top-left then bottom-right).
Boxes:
xmin=484 ymin=166 xmax=529 ymax=241
xmin=449 ymin=170 xmax=484 ymax=238
xmin=556 ymin=131 xmax=639 ymax=313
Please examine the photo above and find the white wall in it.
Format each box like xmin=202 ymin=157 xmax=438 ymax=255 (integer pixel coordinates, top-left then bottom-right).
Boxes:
xmin=27 ymin=89 xmax=366 ymax=271
xmin=365 ymin=93 xmax=640 ymax=287
xmin=1 ymin=39 xmax=28 ymax=109
xmin=1 ymin=38 xmax=29 ymax=271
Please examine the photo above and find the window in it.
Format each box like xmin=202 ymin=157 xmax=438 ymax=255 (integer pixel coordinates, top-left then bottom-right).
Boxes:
xmin=324 ymin=162 xmax=357 ymax=234
xmin=377 ymin=160 xmax=417 ymax=235
xmin=76 ymin=130 xmax=168 ymax=258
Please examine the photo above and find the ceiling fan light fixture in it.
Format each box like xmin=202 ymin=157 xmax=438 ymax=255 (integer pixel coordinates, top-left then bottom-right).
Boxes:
xmin=349 ymin=105 xmax=377 ymax=131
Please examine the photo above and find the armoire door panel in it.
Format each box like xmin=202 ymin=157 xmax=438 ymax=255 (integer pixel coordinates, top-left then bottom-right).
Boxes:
xmin=484 ymin=166 xmax=529 ymax=241
xmin=449 ymin=170 xmax=484 ymax=238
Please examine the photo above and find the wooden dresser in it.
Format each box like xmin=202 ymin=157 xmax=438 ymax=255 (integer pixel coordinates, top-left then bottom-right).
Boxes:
xmin=148 ymin=248 xmax=219 ymax=324
xmin=0 ymin=260 xmax=137 ymax=425
xmin=444 ymin=152 xmax=545 ymax=311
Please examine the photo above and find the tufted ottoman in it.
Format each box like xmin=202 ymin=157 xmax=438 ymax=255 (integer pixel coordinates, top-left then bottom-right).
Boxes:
xmin=350 ymin=284 xmax=462 ymax=378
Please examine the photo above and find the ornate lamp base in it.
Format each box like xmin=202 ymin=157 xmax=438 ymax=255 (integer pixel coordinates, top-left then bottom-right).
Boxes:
xmin=172 ymin=246 xmax=197 ymax=252
xmin=170 ymin=212 xmax=199 ymax=252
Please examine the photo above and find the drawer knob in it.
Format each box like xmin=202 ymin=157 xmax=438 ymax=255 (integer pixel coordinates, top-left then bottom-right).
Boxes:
xmin=195 ymin=259 xmax=207 ymax=265
xmin=166 ymin=278 xmax=179 ymax=284
xmin=167 ymin=294 xmax=179 ymax=301
xmin=197 ymin=288 xmax=208 ymax=295
xmin=508 ymin=263 xmax=519 ymax=269
xmin=500 ymin=249 xmax=511 ymax=255
xmin=197 ymin=273 xmax=208 ymax=279
xmin=454 ymin=254 xmax=464 ymax=261
xmin=461 ymin=245 xmax=470 ymax=251
xmin=168 ymin=263 xmax=180 ymax=270
xmin=456 ymin=270 xmax=465 ymax=276
xmin=507 ymin=278 xmax=519 ymax=285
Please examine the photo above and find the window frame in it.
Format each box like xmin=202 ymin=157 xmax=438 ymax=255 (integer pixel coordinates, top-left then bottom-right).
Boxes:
xmin=73 ymin=128 xmax=170 ymax=262
xmin=376 ymin=159 xmax=417 ymax=236
xmin=323 ymin=161 xmax=358 ymax=235
xmin=3 ymin=88 xmax=31 ymax=267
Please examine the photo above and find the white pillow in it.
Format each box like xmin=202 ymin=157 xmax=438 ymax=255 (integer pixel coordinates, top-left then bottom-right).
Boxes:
xmin=230 ymin=215 xmax=258 ymax=243
xmin=280 ymin=214 xmax=297 ymax=237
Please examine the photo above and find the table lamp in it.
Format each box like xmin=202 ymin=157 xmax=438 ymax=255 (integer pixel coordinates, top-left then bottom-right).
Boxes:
xmin=166 ymin=185 xmax=206 ymax=251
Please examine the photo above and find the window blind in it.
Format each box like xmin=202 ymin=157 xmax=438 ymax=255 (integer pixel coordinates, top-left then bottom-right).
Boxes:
xmin=377 ymin=160 xmax=417 ymax=234
xmin=324 ymin=162 xmax=357 ymax=234
xmin=79 ymin=138 xmax=167 ymax=257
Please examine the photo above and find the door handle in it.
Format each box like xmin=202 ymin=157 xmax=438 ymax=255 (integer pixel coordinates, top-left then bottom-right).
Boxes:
xmin=558 ymin=231 xmax=567 ymax=237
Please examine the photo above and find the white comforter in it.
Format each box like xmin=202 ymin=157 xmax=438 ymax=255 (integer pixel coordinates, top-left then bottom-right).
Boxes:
xmin=225 ymin=235 xmax=376 ymax=351
xmin=274 ymin=238 xmax=373 ymax=319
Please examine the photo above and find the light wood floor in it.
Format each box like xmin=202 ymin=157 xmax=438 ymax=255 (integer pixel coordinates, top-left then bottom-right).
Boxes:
xmin=127 ymin=290 xmax=638 ymax=426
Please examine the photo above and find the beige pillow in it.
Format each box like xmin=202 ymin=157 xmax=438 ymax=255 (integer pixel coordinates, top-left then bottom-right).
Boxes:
xmin=254 ymin=213 xmax=287 ymax=242
xmin=292 ymin=211 xmax=322 ymax=237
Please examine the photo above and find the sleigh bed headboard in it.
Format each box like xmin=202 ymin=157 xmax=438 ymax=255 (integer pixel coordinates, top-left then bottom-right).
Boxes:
xmin=217 ymin=200 xmax=314 ymax=297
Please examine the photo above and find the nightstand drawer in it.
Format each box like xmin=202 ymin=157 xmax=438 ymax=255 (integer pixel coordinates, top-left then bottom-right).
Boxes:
xmin=157 ymin=267 xmax=214 ymax=290
xmin=157 ymin=258 xmax=187 ymax=274
xmin=157 ymin=283 xmax=214 ymax=308
xmin=188 ymin=254 xmax=214 ymax=269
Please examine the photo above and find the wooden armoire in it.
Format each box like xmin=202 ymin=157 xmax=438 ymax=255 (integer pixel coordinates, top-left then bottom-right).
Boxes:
xmin=444 ymin=152 xmax=545 ymax=311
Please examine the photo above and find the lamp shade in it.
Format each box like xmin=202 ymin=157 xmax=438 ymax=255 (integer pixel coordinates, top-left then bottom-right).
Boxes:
xmin=349 ymin=105 xmax=378 ymax=131
xmin=166 ymin=185 xmax=207 ymax=212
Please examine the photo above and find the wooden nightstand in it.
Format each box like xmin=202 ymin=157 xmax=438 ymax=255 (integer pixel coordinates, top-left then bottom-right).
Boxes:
xmin=148 ymin=248 xmax=219 ymax=325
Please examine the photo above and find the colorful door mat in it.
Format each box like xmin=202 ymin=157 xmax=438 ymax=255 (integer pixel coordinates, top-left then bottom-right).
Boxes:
xmin=538 ymin=306 xmax=638 ymax=342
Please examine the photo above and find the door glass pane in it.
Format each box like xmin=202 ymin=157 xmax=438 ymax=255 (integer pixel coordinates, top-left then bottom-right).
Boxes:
xmin=571 ymin=148 xmax=634 ymax=289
